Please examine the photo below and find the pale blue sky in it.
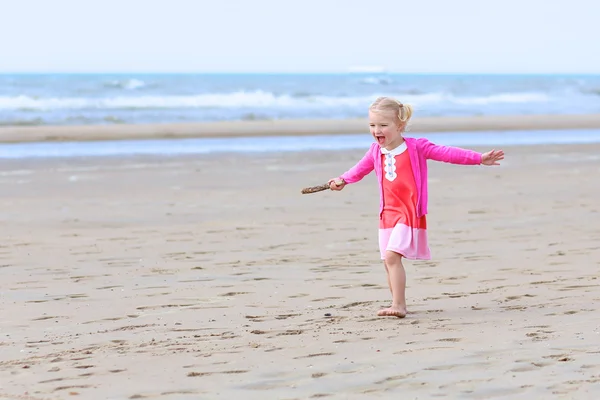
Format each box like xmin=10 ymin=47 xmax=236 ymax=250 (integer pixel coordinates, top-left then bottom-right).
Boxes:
xmin=1 ymin=0 xmax=598 ymax=73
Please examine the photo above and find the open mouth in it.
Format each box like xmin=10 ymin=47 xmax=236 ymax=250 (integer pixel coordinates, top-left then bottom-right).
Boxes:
xmin=376 ymin=136 xmax=385 ymax=145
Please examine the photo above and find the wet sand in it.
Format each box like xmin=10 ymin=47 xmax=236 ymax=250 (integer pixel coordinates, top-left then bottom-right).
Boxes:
xmin=2 ymin=113 xmax=600 ymax=143
xmin=0 ymin=143 xmax=599 ymax=399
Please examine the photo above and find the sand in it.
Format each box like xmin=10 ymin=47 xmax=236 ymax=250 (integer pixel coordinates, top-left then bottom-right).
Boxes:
xmin=1 ymin=143 xmax=599 ymax=399
xmin=2 ymin=113 xmax=600 ymax=143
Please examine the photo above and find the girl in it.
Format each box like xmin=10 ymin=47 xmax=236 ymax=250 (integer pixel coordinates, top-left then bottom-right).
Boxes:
xmin=328 ymin=97 xmax=504 ymax=318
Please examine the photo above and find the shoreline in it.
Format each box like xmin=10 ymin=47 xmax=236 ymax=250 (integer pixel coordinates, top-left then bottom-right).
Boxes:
xmin=2 ymin=113 xmax=600 ymax=144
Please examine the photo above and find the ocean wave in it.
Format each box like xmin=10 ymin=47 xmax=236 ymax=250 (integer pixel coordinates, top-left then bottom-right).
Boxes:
xmin=582 ymin=88 xmax=600 ymax=96
xmin=0 ymin=90 xmax=558 ymax=112
xmin=0 ymin=118 xmax=45 ymax=126
xmin=360 ymin=76 xmax=393 ymax=85
xmin=451 ymin=92 xmax=551 ymax=105
xmin=104 ymin=79 xmax=147 ymax=90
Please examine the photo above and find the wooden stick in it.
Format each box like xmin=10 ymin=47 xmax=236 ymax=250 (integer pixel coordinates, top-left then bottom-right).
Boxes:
xmin=301 ymin=183 xmax=330 ymax=194
xmin=301 ymin=179 xmax=344 ymax=194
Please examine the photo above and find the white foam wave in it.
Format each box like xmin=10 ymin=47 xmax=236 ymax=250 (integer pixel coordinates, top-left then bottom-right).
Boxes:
xmin=451 ymin=92 xmax=551 ymax=105
xmin=0 ymin=91 xmax=555 ymax=111
xmin=105 ymin=79 xmax=147 ymax=90
xmin=360 ymin=76 xmax=393 ymax=85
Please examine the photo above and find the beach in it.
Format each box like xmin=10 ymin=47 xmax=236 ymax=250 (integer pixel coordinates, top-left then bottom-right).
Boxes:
xmin=3 ymin=114 xmax=600 ymax=143
xmin=1 ymin=137 xmax=599 ymax=399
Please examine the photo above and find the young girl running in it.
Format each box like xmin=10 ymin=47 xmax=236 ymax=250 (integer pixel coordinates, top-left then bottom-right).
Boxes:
xmin=328 ymin=97 xmax=504 ymax=318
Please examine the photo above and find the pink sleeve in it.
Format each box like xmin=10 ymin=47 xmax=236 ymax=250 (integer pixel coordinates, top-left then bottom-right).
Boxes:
xmin=339 ymin=146 xmax=375 ymax=184
xmin=418 ymin=138 xmax=482 ymax=165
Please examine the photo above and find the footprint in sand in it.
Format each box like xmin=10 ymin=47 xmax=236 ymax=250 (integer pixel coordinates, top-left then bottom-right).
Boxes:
xmin=289 ymin=293 xmax=309 ymax=298
xmin=509 ymin=361 xmax=552 ymax=372
xmin=543 ymin=354 xmax=573 ymax=362
xmin=276 ymin=330 xmax=304 ymax=336
xmin=160 ymin=391 xmax=202 ymax=396
xmin=39 ymin=377 xmax=68 ymax=384
xmin=311 ymin=296 xmax=343 ymax=302
xmin=32 ymin=316 xmax=65 ymax=321
xmin=74 ymin=365 xmax=95 ymax=369
xmin=187 ymin=370 xmax=248 ymax=377
xmin=374 ymin=373 xmax=417 ymax=384
xmin=53 ymin=385 xmax=93 ymax=392
xmin=219 ymin=291 xmax=251 ymax=296
xmin=294 ymin=352 xmax=335 ymax=359
xmin=274 ymin=314 xmax=301 ymax=320
xmin=245 ymin=315 xmax=267 ymax=321
xmin=340 ymin=301 xmax=375 ymax=309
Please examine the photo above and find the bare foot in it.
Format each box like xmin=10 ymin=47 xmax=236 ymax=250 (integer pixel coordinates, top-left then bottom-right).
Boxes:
xmin=377 ymin=306 xmax=407 ymax=318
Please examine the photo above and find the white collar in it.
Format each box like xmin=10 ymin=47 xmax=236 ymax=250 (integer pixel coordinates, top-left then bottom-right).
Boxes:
xmin=380 ymin=141 xmax=407 ymax=156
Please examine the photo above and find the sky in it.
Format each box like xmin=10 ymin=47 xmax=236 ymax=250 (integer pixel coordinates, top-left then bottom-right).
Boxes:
xmin=0 ymin=0 xmax=598 ymax=74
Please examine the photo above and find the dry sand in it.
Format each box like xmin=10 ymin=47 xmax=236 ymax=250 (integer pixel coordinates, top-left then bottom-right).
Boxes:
xmin=2 ymin=113 xmax=600 ymax=143
xmin=0 ymin=143 xmax=599 ymax=399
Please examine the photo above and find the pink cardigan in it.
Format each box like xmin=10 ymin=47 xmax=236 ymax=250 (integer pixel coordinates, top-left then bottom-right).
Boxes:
xmin=339 ymin=137 xmax=483 ymax=218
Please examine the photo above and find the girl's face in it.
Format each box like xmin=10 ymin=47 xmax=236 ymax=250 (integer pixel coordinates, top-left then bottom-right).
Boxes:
xmin=369 ymin=110 xmax=404 ymax=149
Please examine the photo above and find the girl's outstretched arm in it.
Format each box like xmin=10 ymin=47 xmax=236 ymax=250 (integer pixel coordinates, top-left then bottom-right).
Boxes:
xmin=419 ymin=138 xmax=483 ymax=165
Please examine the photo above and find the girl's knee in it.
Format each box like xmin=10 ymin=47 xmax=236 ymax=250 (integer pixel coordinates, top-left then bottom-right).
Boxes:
xmin=384 ymin=251 xmax=403 ymax=266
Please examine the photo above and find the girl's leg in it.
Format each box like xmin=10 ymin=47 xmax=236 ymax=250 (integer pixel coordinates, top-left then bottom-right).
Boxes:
xmin=383 ymin=261 xmax=392 ymax=295
xmin=378 ymin=250 xmax=407 ymax=318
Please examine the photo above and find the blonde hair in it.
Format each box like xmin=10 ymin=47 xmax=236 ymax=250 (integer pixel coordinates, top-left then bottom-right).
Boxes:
xmin=369 ymin=96 xmax=413 ymax=125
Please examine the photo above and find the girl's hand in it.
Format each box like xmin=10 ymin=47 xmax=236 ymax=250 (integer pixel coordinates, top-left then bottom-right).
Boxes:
xmin=328 ymin=178 xmax=346 ymax=191
xmin=481 ymin=149 xmax=505 ymax=166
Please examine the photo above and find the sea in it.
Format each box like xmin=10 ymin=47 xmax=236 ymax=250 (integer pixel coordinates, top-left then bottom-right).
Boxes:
xmin=1 ymin=73 xmax=600 ymax=158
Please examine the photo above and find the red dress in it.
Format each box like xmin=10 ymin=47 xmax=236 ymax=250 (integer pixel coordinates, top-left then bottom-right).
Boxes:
xmin=378 ymin=142 xmax=431 ymax=260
